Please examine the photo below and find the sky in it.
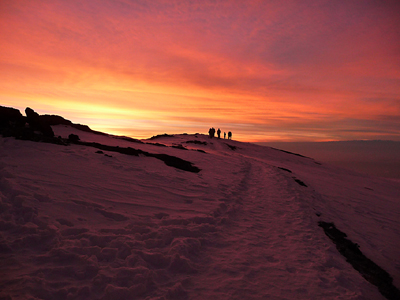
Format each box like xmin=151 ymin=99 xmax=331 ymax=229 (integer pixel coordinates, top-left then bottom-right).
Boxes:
xmin=1 ymin=0 xmax=399 ymax=142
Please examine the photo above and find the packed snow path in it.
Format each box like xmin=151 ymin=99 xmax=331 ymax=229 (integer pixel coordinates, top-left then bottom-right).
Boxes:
xmin=190 ymin=157 xmax=381 ymax=299
xmin=1 ymin=128 xmax=399 ymax=299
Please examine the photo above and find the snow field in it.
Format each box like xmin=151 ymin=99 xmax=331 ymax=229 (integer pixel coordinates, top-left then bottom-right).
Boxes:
xmin=190 ymin=157 xmax=381 ymax=299
xmin=0 ymin=126 xmax=399 ymax=299
xmin=0 ymin=132 xmax=246 ymax=299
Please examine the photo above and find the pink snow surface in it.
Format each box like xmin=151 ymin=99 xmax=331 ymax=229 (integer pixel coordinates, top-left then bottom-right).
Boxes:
xmin=0 ymin=125 xmax=399 ymax=299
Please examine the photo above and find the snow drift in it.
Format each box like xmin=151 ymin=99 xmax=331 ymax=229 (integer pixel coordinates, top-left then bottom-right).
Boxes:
xmin=1 ymin=114 xmax=399 ymax=299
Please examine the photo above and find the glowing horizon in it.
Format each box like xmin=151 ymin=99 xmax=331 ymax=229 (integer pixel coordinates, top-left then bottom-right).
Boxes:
xmin=1 ymin=0 xmax=399 ymax=142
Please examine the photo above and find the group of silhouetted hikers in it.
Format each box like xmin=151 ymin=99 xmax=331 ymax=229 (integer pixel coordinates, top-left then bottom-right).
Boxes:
xmin=208 ymin=127 xmax=232 ymax=140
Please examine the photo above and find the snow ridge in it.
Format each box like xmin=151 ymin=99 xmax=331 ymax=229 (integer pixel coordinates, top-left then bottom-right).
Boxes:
xmin=1 ymin=124 xmax=399 ymax=299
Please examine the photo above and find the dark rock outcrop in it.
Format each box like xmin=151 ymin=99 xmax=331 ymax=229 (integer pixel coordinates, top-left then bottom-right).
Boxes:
xmin=186 ymin=140 xmax=207 ymax=145
xmin=68 ymin=134 xmax=80 ymax=142
xmin=40 ymin=114 xmax=106 ymax=135
xmin=278 ymin=167 xmax=292 ymax=173
xmin=1 ymin=106 xmax=201 ymax=173
xmin=319 ymin=221 xmax=400 ymax=300
xmin=0 ymin=106 xmax=24 ymax=128
xmin=25 ymin=107 xmax=39 ymax=120
xmin=0 ymin=106 xmax=30 ymax=139
xmin=25 ymin=107 xmax=54 ymax=137
xmin=40 ymin=115 xmax=72 ymax=126
xmin=294 ymin=178 xmax=307 ymax=187
xmin=148 ymin=133 xmax=174 ymax=140
xmin=1 ymin=106 xmax=106 ymax=142
xmin=172 ymin=144 xmax=188 ymax=150
xmin=72 ymin=140 xmax=201 ymax=173
xmin=225 ymin=143 xmax=237 ymax=151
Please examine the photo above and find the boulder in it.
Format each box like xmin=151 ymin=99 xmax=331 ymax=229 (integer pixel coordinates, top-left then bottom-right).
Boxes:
xmin=0 ymin=106 xmax=24 ymax=127
xmin=24 ymin=107 xmax=54 ymax=137
xmin=25 ymin=107 xmax=39 ymax=120
xmin=68 ymin=134 xmax=80 ymax=142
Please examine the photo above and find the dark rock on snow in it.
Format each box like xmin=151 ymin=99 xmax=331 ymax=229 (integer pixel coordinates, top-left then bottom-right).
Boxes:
xmin=68 ymin=134 xmax=80 ymax=142
xmin=319 ymin=221 xmax=400 ymax=300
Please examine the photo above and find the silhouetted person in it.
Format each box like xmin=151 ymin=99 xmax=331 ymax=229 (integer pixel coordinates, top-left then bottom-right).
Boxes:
xmin=224 ymin=132 xmax=226 ymax=139
xmin=208 ymin=127 xmax=216 ymax=138
xmin=228 ymin=131 xmax=232 ymax=140
xmin=217 ymin=128 xmax=221 ymax=138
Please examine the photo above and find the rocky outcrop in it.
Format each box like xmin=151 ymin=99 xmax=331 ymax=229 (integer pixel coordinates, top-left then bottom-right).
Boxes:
xmin=40 ymin=114 xmax=105 ymax=135
xmin=0 ymin=106 xmax=24 ymax=128
xmin=0 ymin=106 xmax=105 ymax=141
xmin=68 ymin=134 xmax=80 ymax=142
xmin=25 ymin=107 xmax=55 ymax=137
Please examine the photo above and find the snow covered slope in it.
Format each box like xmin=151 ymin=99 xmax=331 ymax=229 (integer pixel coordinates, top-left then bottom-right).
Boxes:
xmin=1 ymin=125 xmax=399 ymax=299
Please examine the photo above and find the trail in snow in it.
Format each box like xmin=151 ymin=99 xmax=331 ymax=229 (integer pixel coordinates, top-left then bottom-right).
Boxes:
xmin=1 ymin=127 xmax=398 ymax=299
xmin=189 ymin=156 xmax=381 ymax=299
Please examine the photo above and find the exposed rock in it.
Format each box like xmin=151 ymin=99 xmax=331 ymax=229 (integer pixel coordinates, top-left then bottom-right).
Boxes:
xmin=71 ymin=140 xmax=201 ymax=173
xmin=25 ymin=107 xmax=54 ymax=137
xmin=186 ymin=140 xmax=207 ymax=145
xmin=41 ymin=114 xmax=106 ymax=135
xmin=319 ymin=221 xmax=400 ymax=300
xmin=0 ymin=106 xmax=24 ymax=128
xmin=294 ymin=178 xmax=307 ymax=187
xmin=172 ymin=144 xmax=188 ymax=150
xmin=68 ymin=134 xmax=80 ymax=142
xmin=278 ymin=167 xmax=292 ymax=173
xmin=25 ymin=107 xmax=40 ymax=120
xmin=40 ymin=115 xmax=72 ymax=126
xmin=225 ymin=143 xmax=237 ymax=151
xmin=148 ymin=133 xmax=174 ymax=140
